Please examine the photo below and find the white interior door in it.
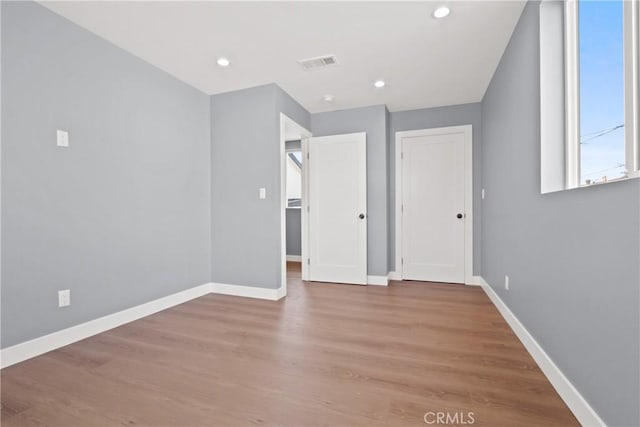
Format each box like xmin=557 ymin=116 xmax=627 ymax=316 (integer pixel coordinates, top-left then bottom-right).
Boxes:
xmin=308 ymin=132 xmax=367 ymax=285
xmin=400 ymin=129 xmax=466 ymax=283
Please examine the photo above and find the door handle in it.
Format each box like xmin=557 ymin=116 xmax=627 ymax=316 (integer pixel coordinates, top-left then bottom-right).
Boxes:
xmin=359 ymin=213 xmax=365 ymax=219
xmin=456 ymin=213 xmax=464 ymax=219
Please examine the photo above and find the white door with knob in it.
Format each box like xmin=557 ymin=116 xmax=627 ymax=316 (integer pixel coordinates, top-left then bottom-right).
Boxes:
xmin=397 ymin=126 xmax=472 ymax=284
xmin=308 ymin=132 xmax=367 ymax=285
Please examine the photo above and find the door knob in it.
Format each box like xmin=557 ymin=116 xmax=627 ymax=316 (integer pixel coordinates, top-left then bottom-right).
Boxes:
xmin=359 ymin=213 xmax=365 ymax=219
xmin=456 ymin=213 xmax=463 ymax=219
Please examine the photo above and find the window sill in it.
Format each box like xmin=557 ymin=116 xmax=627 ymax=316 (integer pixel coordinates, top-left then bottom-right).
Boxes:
xmin=543 ymin=172 xmax=639 ymax=194
xmin=579 ymin=172 xmax=640 ymax=188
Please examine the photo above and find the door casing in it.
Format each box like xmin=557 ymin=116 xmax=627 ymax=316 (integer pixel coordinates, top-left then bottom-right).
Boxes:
xmin=394 ymin=125 xmax=473 ymax=284
xmin=280 ymin=113 xmax=312 ymax=297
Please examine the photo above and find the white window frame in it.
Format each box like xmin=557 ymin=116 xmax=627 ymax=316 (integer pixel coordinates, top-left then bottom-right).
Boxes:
xmin=564 ymin=0 xmax=640 ymax=187
xmin=624 ymin=0 xmax=640 ymax=176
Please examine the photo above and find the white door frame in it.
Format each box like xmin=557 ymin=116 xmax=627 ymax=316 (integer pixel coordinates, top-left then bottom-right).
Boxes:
xmin=300 ymin=133 xmax=310 ymax=283
xmin=280 ymin=113 xmax=312 ymax=297
xmin=395 ymin=125 xmax=474 ymax=284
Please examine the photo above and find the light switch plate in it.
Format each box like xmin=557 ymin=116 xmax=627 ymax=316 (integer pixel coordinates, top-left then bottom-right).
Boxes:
xmin=259 ymin=188 xmax=266 ymax=199
xmin=56 ymin=130 xmax=69 ymax=147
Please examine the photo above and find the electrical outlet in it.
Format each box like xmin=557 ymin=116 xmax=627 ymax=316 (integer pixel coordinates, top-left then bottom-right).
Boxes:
xmin=505 ymin=275 xmax=510 ymax=291
xmin=259 ymin=188 xmax=266 ymax=199
xmin=58 ymin=289 xmax=70 ymax=307
xmin=56 ymin=130 xmax=69 ymax=147
xmin=481 ymin=188 xmax=486 ymax=199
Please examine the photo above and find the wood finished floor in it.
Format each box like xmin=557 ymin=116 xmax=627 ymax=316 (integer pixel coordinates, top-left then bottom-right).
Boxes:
xmin=1 ymin=262 xmax=578 ymax=426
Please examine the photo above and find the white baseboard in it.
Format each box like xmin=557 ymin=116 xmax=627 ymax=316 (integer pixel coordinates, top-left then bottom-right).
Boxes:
xmin=387 ymin=272 xmax=482 ymax=286
xmin=0 ymin=283 xmax=211 ymax=369
xmin=1 ymin=280 xmax=287 ymax=369
xmin=388 ymin=271 xmax=401 ymax=281
xmin=286 ymin=255 xmax=302 ymax=262
xmin=479 ymin=277 xmax=605 ymax=427
xmin=210 ymin=282 xmax=285 ymax=301
xmin=466 ymin=275 xmax=483 ymax=286
xmin=3 ymin=273 xmax=604 ymax=427
xmin=367 ymin=275 xmax=388 ymax=286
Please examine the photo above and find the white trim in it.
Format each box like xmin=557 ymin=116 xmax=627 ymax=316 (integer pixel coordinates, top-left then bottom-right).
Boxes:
xmin=467 ymin=275 xmax=484 ymax=286
xmin=286 ymin=255 xmax=302 ymax=262
xmin=462 ymin=126 xmax=473 ymax=286
xmin=367 ymin=275 xmax=388 ymax=286
xmin=395 ymin=125 xmax=474 ymax=285
xmin=0 ymin=280 xmax=287 ymax=369
xmin=388 ymin=271 xmax=401 ymax=281
xmin=540 ymin=0 xmax=568 ymax=194
xmin=280 ymin=113 xmax=312 ymax=295
xmin=0 ymin=283 xmax=211 ymax=369
xmin=280 ymin=115 xmax=287 ymax=294
xmin=301 ymin=136 xmax=310 ymax=281
xmin=210 ymin=282 xmax=284 ymax=301
xmin=564 ymin=0 xmax=580 ymax=189
xmin=624 ymin=0 xmax=639 ymax=174
xmin=478 ymin=277 xmax=606 ymax=427
xmin=385 ymin=273 xmax=483 ymax=286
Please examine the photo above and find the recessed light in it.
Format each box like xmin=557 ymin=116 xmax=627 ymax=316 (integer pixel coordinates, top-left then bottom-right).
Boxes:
xmin=374 ymin=80 xmax=385 ymax=88
xmin=433 ymin=6 xmax=450 ymax=19
xmin=216 ymin=57 xmax=230 ymax=67
xmin=323 ymin=94 xmax=335 ymax=103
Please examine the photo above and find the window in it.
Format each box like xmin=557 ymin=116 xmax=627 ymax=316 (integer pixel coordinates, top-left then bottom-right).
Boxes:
xmin=286 ymin=150 xmax=302 ymax=208
xmin=565 ymin=0 xmax=640 ymax=188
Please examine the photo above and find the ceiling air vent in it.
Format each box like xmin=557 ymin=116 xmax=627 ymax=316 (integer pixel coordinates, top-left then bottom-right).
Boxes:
xmin=298 ymin=55 xmax=338 ymax=70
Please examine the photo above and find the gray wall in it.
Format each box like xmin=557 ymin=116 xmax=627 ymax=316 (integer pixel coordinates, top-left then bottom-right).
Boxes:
xmin=285 ymin=140 xmax=301 ymax=151
xmin=389 ymin=103 xmax=483 ymax=274
xmin=311 ymin=105 xmax=389 ymax=277
xmin=285 ymin=209 xmax=301 ymax=256
xmin=1 ymin=2 xmax=211 ymax=348
xmin=6 ymin=9 xmax=636 ymax=425
xmin=481 ymin=2 xmax=640 ymax=425
xmin=210 ymin=84 xmax=309 ymax=289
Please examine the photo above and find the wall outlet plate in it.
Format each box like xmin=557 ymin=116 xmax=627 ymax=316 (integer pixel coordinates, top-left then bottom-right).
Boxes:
xmin=505 ymin=275 xmax=510 ymax=290
xmin=56 ymin=130 xmax=69 ymax=147
xmin=58 ymin=289 xmax=70 ymax=307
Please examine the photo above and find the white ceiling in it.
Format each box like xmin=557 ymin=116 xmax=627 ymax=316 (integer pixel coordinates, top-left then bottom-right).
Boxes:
xmin=40 ymin=1 xmax=525 ymax=113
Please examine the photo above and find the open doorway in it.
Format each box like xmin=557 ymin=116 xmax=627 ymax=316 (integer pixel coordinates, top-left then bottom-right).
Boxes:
xmin=285 ymin=142 xmax=302 ymax=261
xmin=280 ymin=114 xmax=311 ymax=297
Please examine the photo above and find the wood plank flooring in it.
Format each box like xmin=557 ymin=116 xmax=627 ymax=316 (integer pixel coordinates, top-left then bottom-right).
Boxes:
xmin=1 ymin=262 xmax=578 ymax=426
